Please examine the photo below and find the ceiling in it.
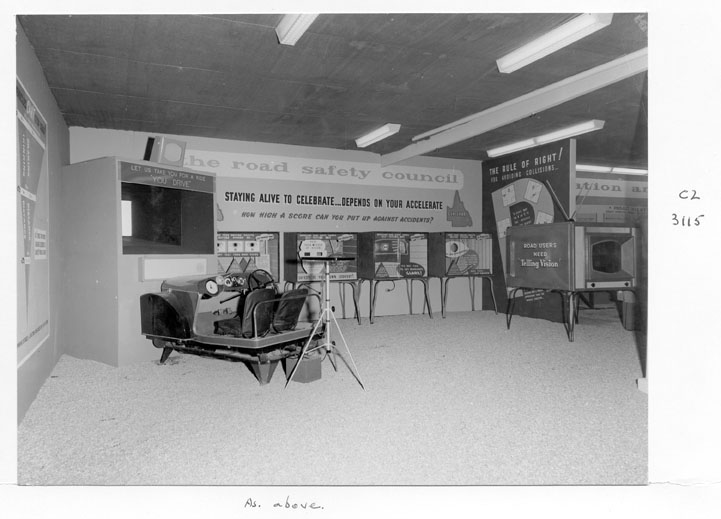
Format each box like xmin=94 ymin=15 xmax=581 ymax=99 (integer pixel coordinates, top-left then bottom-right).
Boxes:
xmin=17 ymin=13 xmax=648 ymax=168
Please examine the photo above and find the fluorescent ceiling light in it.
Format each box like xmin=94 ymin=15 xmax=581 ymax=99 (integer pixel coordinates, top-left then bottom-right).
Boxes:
xmin=610 ymin=167 xmax=648 ymax=175
xmin=276 ymin=14 xmax=318 ymax=46
xmin=486 ymin=138 xmax=537 ymax=158
xmin=355 ymin=123 xmax=401 ymax=148
xmin=486 ymin=119 xmax=604 ymax=158
xmin=535 ymin=119 xmax=605 ymax=144
xmin=576 ymin=164 xmax=612 ymax=173
xmin=497 ymin=13 xmax=614 ymax=73
xmin=577 ymin=164 xmax=648 ymax=175
xmin=389 ymin=48 xmax=647 ymax=166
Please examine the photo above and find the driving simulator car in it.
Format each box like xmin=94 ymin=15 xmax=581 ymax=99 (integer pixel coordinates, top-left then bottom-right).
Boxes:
xmin=139 ymin=269 xmax=322 ymax=384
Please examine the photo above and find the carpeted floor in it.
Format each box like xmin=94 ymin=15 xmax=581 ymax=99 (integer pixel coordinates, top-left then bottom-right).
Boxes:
xmin=17 ymin=309 xmax=647 ymax=486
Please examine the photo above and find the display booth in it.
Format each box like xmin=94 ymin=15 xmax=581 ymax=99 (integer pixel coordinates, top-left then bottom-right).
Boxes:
xmin=357 ymin=232 xmax=432 ymax=323
xmin=504 ymin=222 xmax=638 ymax=341
xmin=428 ymin=232 xmax=496 ymax=317
xmin=61 ymin=157 xmax=217 ymax=366
xmin=59 ymin=147 xmax=646 ymax=367
xmin=481 ymin=138 xmax=647 ymax=341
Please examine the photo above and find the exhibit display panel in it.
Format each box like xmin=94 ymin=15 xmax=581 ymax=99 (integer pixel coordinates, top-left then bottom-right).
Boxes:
xmin=357 ymin=232 xmax=429 ymax=280
xmin=428 ymin=232 xmax=493 ymax=278
xmin=428 ymin=232 xmax=497 ymax=317
xmin=61 ymin=157 xmax=216 ymax=366
xmin=217 ymin=231 xmax=280 ymax=281
xmin=283 ymin=232 xmax=359 ymax=283
xmin=357 ymin=232 xmax=432 ymax=323
xmin=505 ymin=222 xmax=637 ymax=291
xmin=481 ymin=139 xmax=578 ymax=322
xmin=504 ymin=221 xmax=638 ymax=341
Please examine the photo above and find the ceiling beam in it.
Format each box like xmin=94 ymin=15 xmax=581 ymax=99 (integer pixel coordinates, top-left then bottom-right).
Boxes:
xmin=380 ymin=47 xmax=648 ymax=166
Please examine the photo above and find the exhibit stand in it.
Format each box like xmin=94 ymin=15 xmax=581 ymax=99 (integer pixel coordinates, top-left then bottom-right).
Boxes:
xmin=427 ymin=232 xmax=496 ymax=318
xmin=504 ymin=286 xmax=635 ymax=342
xmin=61 ymin=157 xmax=216 ymax=366
xmin=504 ymin=222 xmax=639 ymax=342
xmin=367 ymin=277 xmax=433 ymax=324
xmin=357 ymin=232 xmax=432 ymax=324
xmin=439 ymin=275 xmax=498 ymax=318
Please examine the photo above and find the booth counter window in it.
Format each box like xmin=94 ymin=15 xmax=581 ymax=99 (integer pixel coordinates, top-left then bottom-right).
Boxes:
xmin=120 ymin=181 xmax=214 ymax=255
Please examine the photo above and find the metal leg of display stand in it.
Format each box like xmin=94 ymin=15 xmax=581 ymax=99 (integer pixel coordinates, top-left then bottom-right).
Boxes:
xmin=562 ymin=291 xmax=582 ymax=342
xmin=369 ymin=279 xmax=385 ymax=324
xmin=482 ymin=276 xmax=498 ymax=315
xmin=442 ymin=276 xmax=498 ymax=318
xmin=286 ymin=259 xmax=365 ymax=389
xmin=468 ymin=277 xmax=476 ymax=312
xmin=338 ymin=283 xmax=348 ymax=320
xmin=407 ymin=279 xmax=414 ymax=315
xmin=505 ymin=287 xmax=521 ymax=329
xmin=507 ymin=288 xmax=578 ymax=342
xmin=441 ymin=277 xmax=449 ymax=318
xmin=508 ymin=287 xmax=636 ymax=343
xmin=354 ymin=280 xmax=363 ymax=324
xmin=413 ymin=278 xmax=433 ymax=319
xmin=369 ymin=280 xmax=377 ymax=324
xmin=338 ymin=281 xmax=362 ymax=325
xmin=423 ymin=279 xmax=433 ymax=318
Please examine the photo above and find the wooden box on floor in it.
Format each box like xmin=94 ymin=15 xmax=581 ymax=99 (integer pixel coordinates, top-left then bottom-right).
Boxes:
xmin=283 ymin=355 xmax=322 ymax=383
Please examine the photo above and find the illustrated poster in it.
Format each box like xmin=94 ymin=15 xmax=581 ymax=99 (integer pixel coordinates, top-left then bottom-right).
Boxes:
xmin=482 ymin=140 xmax=576 ymax=322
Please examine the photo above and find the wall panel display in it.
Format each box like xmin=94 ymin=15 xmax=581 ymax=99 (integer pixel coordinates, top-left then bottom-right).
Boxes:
xmin=17 ymin=78 xmax=50 ymax=351
xmin=284 ymin=232 xmax=358 ymax=282
xmin=187 ymin=149 xmax=484 ymax=233
xmin=217 ymin=232 xmax=280 ymax=280
xmin=574 ymin=171 xmax=648 ymax=225
xmin=428 ymin=232 xmax=493 ymax=278
xmin=358 ymin=232 xmax=429 ymax=280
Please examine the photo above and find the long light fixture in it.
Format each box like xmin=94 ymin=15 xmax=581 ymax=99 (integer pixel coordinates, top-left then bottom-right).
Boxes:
xmin=355 ymin=123 xmax=401 ymax=148
xmin=386 ymin=48 xmax=647 ymax=166
xmin=486 ymin=119 xmax=605 ymax=158
xmin=575 ymin=164 xmax=612 ymax=173
xmin=610 ymin=167 xmax=648 ymax=175
xmin=275 ymin=14 xmax=318 ymax=46
xmin=576 ymin=164 xmax=648 ymax=175
xmin=497 ymin=13 xmax=614 ymax=74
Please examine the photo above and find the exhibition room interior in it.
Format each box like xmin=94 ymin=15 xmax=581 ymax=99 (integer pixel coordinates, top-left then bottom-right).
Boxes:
xmin=15 ymin=13 xmax=652 ymax=485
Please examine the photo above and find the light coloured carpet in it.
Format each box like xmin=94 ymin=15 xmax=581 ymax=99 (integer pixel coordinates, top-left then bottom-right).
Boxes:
xmin=18 ymin=309 xmax=647 ymax=485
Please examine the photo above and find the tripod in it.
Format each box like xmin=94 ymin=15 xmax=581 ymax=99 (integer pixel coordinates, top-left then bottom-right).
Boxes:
xmin=285 ymin=256 xmax=365 ymax=389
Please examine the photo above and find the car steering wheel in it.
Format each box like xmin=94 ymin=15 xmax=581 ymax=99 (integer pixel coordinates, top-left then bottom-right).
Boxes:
xmin=248 ymin=269 xmax=275 ymax=290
